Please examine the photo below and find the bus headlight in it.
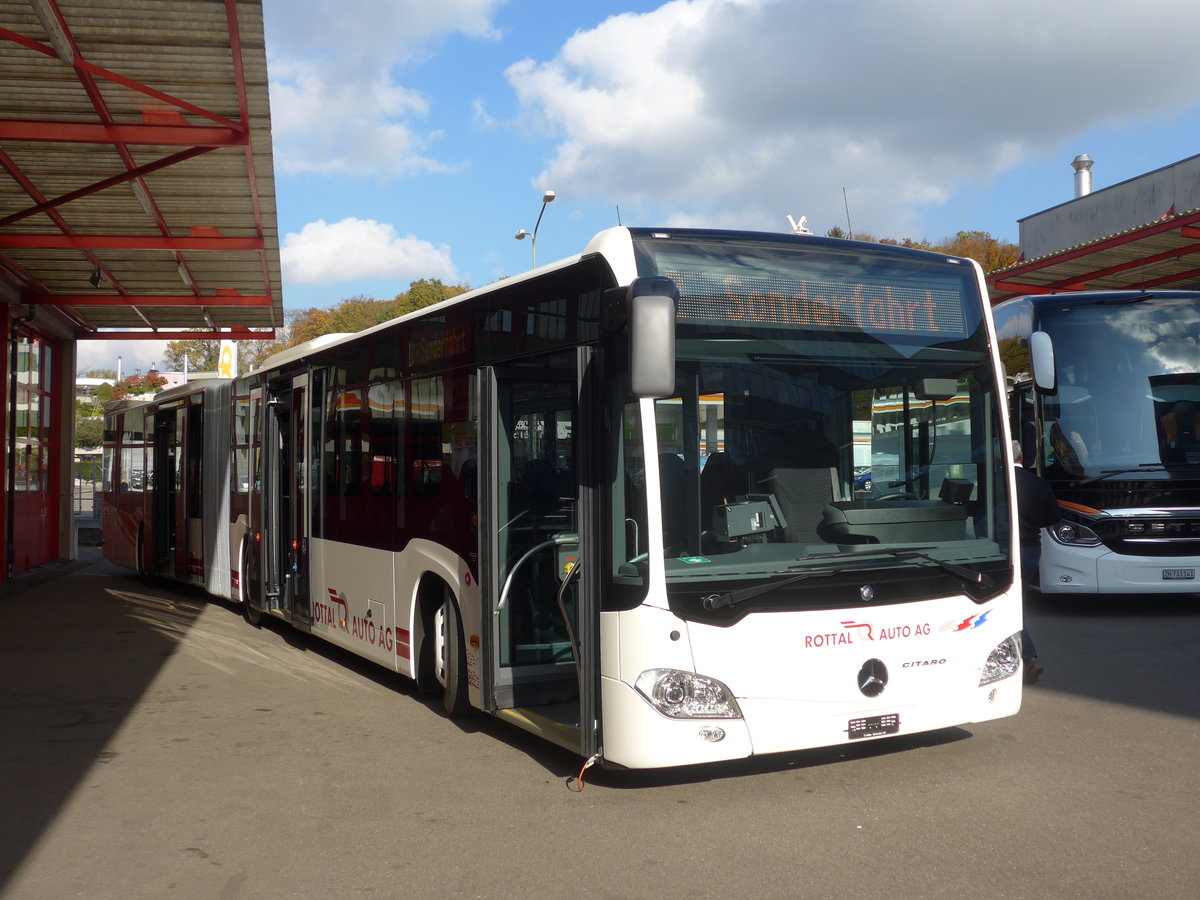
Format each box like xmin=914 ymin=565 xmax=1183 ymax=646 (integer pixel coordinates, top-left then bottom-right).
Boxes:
xmin=635 ymin=668 xmax=743 ymax=719
xmin=1049 ymin=521 xmax=1102 ymax=546
xmin=979 ymin=634 xmax=1022 ymax=686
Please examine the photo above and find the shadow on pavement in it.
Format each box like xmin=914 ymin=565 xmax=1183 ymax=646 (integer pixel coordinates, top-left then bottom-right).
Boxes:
xmin=1025 ymin=589 xmax=1200 ymax=720
xmin=0 ymin=552 xmax=203 ymax=888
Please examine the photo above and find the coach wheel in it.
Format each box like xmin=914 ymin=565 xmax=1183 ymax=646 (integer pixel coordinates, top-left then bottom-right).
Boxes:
xmin=242 ymin=549 xmax=264 ymax=628
xmin=435 ymin=590 xmax=470 ymax=718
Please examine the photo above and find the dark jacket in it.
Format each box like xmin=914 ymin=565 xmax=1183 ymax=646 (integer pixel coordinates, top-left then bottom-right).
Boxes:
xmin=1014 ymin=465 xmax=1060 ymax=550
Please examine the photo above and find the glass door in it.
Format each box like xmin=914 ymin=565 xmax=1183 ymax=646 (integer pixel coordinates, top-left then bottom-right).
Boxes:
xmin=481 ymin=349 xmax=599 ymax=756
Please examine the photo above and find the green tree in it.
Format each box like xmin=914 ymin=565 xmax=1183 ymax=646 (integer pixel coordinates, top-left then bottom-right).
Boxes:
xmin=379 ymin=279 xmax=470 ymax=321
xmin=162 ymin=339 xmax=219 ymax=373
xmin=75 ymin=417 xmax=104 ymax=449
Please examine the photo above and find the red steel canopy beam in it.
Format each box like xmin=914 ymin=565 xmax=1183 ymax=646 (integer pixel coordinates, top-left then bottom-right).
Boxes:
xmin=77 ymin=329 xmax=276 ymax=341
xmin=0 ymin=234 xmax=263 ymax=251
xmin=1033 ymin=238 xmax=1200 ymax=293
xmin=0 ymin=119 xmax=246 ymax=147
xmin=32 ymin=294 xmax=273 ymax=307
xmin=0 ymin=146 xmax=213 ymax=228
xmin=990 ymin=281 xmax=1086 ymax=296
xmin=0 ymin=25 xmax=242 ymax=130
xmin=1137 ymin=264 xmax=1200 ymax=290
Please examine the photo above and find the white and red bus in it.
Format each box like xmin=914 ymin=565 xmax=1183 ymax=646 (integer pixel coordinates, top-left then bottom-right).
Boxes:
xmin=103 ymin=226 xmax=1024 ymax=770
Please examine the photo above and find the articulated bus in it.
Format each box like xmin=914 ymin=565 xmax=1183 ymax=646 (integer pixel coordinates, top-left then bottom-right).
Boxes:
xmin=994 ymin=289 xmax=1200 ymax=596
xmin=103 ymin=227 xmax=1023 ymax=770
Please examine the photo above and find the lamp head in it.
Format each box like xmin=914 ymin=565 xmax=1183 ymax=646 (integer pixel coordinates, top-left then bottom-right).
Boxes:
xmin=541 ymin=190 xmax=556 ymax=204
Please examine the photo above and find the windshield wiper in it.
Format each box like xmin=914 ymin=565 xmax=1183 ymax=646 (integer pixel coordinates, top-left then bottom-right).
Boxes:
xmin=701 ymin=553 xmax=912 ymax=610
xmin=700 ymin=548 xmax=992 ymax=610
xmin=1077 ymin=463 xmax=1168 ymax=487
xmin=889 ymin=549 xmax=995 ymax=590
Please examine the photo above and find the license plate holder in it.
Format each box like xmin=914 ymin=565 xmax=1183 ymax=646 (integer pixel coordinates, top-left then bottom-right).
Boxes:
xmin=1163 ymin=568 xmax=1195 ymax=581
xmin=847 ymin=714 xmax=899 ymax=740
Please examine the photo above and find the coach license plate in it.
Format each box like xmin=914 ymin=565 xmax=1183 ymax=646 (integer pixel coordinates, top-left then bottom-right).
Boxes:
xmin=1163 ymin=568 xmax=1195 ymax=581
xmin=847 ymin=714 xmax=899 ymax=740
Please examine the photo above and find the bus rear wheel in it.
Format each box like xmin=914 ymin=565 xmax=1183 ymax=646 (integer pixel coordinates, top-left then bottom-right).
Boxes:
xmin=435 ymin=591 xmax=470 ymax=718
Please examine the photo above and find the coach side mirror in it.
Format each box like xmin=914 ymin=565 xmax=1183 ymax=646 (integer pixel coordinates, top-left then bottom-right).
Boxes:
xmin=1029 ymin=331 xmax=1057 ymax=395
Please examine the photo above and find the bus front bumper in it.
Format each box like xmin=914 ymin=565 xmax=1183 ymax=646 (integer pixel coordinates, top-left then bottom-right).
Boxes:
xmin=1041 ymin=542 xmax=1200 ymax=594
xmin=598 ymin=670 xmax=1022 ymax=770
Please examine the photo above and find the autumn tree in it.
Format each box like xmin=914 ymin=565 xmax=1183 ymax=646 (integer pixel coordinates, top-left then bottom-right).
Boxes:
xmin=111 ymin=371 xmax=168 ymax=399
xmin=160 ymin=279 xmax=470 ymax=377
xmin=820 ymin=226 xmax=1019 ymax=275
xmin=933 ymin=230 xmax=1020 ymax=273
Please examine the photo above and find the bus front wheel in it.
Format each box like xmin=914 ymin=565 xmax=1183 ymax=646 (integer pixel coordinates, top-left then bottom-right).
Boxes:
xmin=435 ymin=591 xmax=470 ymax=718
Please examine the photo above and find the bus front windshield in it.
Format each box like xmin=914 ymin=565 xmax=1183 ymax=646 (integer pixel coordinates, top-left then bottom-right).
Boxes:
xmin=614 ymin=232 xmax=1011 ymax=613
xmin=1037 ymin=298 xmax=1200 ymax=476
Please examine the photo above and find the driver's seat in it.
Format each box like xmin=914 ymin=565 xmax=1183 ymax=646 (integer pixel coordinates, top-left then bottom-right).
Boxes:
xmin=763 ymin=467 xmax=840 ymax=543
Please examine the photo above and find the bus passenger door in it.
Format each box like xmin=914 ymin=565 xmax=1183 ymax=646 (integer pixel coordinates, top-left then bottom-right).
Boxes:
xmin=151 ymin=408 xmax=177 ymax=574
xmin=480 ymin=349 xmax=599 ymax=758
xmin=263 ymin=374 xmax=311 ymax=621
xmin=290 ymin=374 xmax=311 ymax=624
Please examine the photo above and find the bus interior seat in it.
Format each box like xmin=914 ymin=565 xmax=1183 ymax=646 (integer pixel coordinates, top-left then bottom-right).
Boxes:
xmin=763 ymin=467 xmax=840 ymax=543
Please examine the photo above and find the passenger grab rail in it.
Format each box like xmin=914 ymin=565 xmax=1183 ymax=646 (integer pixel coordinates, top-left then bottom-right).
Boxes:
xmin=495 ymin=532 xmax=579 ymax=613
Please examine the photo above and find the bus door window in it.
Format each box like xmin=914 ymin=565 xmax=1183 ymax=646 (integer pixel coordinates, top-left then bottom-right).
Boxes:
xmin=264 ymin=383 xmax=292 ymax=609
xmin=490 ymin=355 xmax=579 ymax=709
xmin=290 ymin=379 xmax=309 ymax=618
xmin=186 ymin=402 xmax=203 ymax=521
xmin=152 ymin=409 xmax=176 ymax=571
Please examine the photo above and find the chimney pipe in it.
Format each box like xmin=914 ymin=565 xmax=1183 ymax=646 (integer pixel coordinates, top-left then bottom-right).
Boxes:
xmin=1072 ymin=154 xmax=1094 ymax=198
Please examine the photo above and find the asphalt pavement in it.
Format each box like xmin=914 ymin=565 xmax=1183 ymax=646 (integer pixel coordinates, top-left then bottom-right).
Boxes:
xmin=2 ymin=549 xmax=1199 ymax=899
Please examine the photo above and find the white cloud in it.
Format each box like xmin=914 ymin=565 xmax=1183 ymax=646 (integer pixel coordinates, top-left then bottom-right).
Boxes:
xmin=265 ymin=0 xmax=506 ymax=178
xmin=506 ymin=0 xmax=1200 ymax=237
xmin=280 ymin=217 xmax=458 ymax=285
xmin=75 ymin=340 xmax=171 ymax=377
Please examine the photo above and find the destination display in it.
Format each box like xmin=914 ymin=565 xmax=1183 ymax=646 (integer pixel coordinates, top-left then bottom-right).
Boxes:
xmin=665 ymin=268 xmax=969 ymax=339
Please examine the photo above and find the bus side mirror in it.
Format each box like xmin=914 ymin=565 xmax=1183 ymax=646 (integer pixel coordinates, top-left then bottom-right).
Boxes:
xmin=630 ymin=294 xmax=675 ymax=397
xmin=1029 ymin=331 xmax=1057 ymax=395
xmin=623 ymin=277 xmax=677 ymax=398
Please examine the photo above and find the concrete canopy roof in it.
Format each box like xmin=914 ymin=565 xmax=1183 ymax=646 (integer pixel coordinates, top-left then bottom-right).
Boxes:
xmin=0 ymin=0 xmax=282 ymax=341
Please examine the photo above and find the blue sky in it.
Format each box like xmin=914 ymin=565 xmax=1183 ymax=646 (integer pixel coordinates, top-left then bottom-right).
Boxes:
xmin=89 ymin=0 xmax=1200 ymax=373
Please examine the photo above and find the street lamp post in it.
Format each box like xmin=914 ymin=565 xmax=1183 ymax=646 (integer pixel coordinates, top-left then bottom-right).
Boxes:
xmin=515 ymin=189 xmax=556 ymax=268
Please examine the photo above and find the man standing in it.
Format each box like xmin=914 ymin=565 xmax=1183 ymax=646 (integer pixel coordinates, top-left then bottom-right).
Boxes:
xmin=1012 ymin=441 xmax=1060 ymax=684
